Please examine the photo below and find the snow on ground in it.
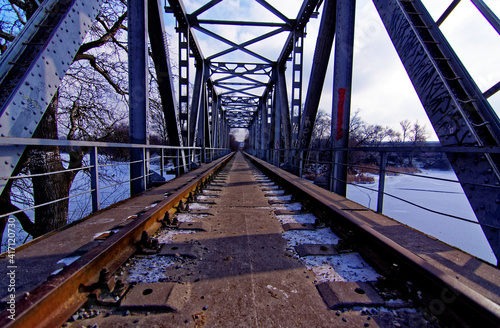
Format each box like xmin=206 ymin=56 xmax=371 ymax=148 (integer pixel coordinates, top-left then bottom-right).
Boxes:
xmin=301 ymin=253 xmax=381 ymax=283
xmin=272 ymin=202 xmax=303 ymax=211
xmin=276 ymin=213 xmax=317 ymax=224
xmin=266 ymin=195 xmax=293 ymax=201
xmin=125 ymin=256 xmax=176 ymax=283
xmin=156 ymin=230 xmax=195 ymax=244
xmin=187 ymin=203 xmax=210 ymax=210
xmin=282 ymin=229 xmax=340 ymax=247
xmin=175 ymin=213 xmax=208 ymax=222
xmin=347 ymin=169 xmax=496 ymax=264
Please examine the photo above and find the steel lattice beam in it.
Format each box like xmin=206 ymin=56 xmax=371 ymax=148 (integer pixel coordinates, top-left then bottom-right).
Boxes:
xmin=0 ymin=0 xmax=104 ymax=195
xmin=373 ymin=0 xmax=500 ymax=263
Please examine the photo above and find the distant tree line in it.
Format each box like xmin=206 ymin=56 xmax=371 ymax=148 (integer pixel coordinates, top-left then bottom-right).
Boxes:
xmin=307 ymin=109 xmax=450 ymax=171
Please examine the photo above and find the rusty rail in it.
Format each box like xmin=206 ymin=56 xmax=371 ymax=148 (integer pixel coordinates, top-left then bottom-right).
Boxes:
xmin=0 ymin=152 xmax=234 ymax=328
xmin=244 ymin=152 xmax=500 ymax=328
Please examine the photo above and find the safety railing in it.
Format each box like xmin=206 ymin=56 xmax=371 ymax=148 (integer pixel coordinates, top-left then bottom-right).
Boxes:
xmin=0 ymin=137 xmax=229 ymax=249
xmin=249 ymin=145 xmax=500 ymax=263
xmin=249 ymin=145 xmax=500 ymax=224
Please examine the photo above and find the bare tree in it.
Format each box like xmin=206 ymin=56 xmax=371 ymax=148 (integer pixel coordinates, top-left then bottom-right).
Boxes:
xmin=410 ymin=120 xmax=429 ymax=144
xmin=1 ymin=0 xmax=132 ymax=240
xmin=399 ymin=119 xmax=411 ymax=143
xmin=310 ymin=110 xmax=331 ymax=148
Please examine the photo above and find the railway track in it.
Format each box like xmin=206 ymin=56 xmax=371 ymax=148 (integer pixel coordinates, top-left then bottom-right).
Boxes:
xmin=1 ymin=152 xmax=499 ymax=327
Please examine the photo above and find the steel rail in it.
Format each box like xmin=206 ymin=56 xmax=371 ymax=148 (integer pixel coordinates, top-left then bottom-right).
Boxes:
xmin=244 ymin=152 xmax=500 ymax=328
xmin=0 ymin=152 xmax=234 ymax=328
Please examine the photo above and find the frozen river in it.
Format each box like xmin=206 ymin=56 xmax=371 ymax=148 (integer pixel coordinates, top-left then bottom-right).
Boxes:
xmin=347 ymin=169 xmax=497 ymax=265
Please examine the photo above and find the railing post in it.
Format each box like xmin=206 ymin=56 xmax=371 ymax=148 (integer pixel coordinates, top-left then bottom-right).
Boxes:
xmin=188 ymin=149 xmax=192 ymax=171
xmin=160 ymin=148 xmax=164 ymax=178
xmin=176 ymin=148 xmax=180 ymax=177
xmin=90 ymin=147 xmax=100 ymax=213
xmin=144 ymin=147 xmax=149 ymax=189
xmin=299 ymin=150 xmax=304 ymax=178
xmin=315 ymin=151 xmax=319 ymax=183
xmin=377 ymin=151 xmax=387 ymax=213
xmin=329 ymin=149 xmax=336 ymax=192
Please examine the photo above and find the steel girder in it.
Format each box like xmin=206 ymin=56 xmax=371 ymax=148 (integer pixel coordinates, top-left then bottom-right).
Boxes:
xmin=129 ymin=0 xmax=149 ymax=195
xmin=166 ymin=0 xmax=321 ymax=136
xmin=0 ymin=0 xmax=104 ymax=195
xmin=190 ymin=61 xmax=205 ymax=147
xmin=148 ymin=0 xmax=184 ymax=150
xmin=296 ymin=0 xmax=337 ymax=150
xmin=291 ymin=30 xmax=305 ymax=149
xmin=373 ymin=0 xmax=500 ymax=262
xmin=331 ymin=0 xmax=356 ymax=196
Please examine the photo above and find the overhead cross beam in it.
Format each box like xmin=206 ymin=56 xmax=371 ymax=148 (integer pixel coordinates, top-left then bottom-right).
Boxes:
xmin=167 ymin=0 xmax=322 ymax=130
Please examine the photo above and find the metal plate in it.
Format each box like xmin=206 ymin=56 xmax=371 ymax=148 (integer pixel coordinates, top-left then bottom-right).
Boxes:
xmin=177 ymin=222 xmax=210 ymax=231
xmin=120 ymin=282 xmax=191 ymax=311
xmin=158 ymin=243 xmax=197 ymax=258
xmin=316 ymin=281 xmax=384 ymax=309
xmin=282 ymin=223 xmax=315 ymax=231
xmin=275 ymin=210 xmax=302 ymax=215
xmin=295 ymin=244 xmax=338 ymax=257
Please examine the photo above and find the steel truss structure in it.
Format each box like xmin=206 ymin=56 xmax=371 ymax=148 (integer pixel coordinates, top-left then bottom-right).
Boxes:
xmin=0 ymin=0 xmax=500 ymax=262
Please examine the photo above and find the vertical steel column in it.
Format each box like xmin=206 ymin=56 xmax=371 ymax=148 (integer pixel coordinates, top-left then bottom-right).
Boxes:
xmin=249 ymin=121 xmax=254 ymax=151
xmin=190 ymin=60 xmax=204 ymax=147
xmin=266 ymin=88 xmax=274 ymax=161
xmin=273 ymin=85 xmax=281 ymax=167
xmin=217 ymin=98 xmax=223 ymax=148
xmin=199 ymin=83 xmax=207 ymax=163
xmin=209 ymin=86 xmax=217 ymax=148
xmin=331 ymin=0 xmax=356 ymax=196
xmin=255 ymin=104 xmax=262 ymax=156
xmin=259 ymin=98 xmax=266 ymax=159
xmin=377 ymin=151 xmax=387 ymax=213
xmin=178 ymin=28 xmax=190 ymax=146
xmin=291 ymin=30 xmax=304 ymax=149
xmin=277 ymin=69 xmax=291 ymax=151
xmin=128 ymin=0 xmax=149 ymax=196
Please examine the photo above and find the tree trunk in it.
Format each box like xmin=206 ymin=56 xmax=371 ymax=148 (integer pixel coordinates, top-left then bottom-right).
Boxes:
xmin=29 ymin=92 xmax=73 ymax=237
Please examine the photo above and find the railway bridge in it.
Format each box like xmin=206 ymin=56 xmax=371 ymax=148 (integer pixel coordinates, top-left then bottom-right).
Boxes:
xmin=1 ymin=0 xmax=500 ymax=327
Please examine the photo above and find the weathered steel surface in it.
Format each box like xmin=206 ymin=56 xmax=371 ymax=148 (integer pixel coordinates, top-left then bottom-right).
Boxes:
xmin=373 ymin=0 xmax=500 ymax=262
xmin=295 ymin=244 xmax=338 ymax=256
xmin=0 ymin=153 xmax=233 ymax=328
xmin=0 ymin=0 xmax=104 ymax=194
xmin=316 ymin=281 xmax=384 ymax=309
xmin=245 ymin=152 xmax=500 ymax=327
xmin=120 ymin=282 xmax=191 ymax=311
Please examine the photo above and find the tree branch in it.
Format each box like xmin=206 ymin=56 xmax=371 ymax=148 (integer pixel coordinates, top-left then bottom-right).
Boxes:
xmin=76 ymin=11 xmax=127 ymax=55
xmin=8 ymin=0 xmax=27 ymax=11
xmin=0 ymin=196 xmax=35 ymax=236
xmin=0 ymin=28 xmax=16 ymax=42
xmin=73 ymin=53 xmax=128 ymax=95
xmin=9 ymin=1 xmax=27 ymax=25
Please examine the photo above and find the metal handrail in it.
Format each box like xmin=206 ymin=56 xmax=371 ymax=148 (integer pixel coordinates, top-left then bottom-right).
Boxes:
xmin=0 ymin=139 xmax=230 ymax=241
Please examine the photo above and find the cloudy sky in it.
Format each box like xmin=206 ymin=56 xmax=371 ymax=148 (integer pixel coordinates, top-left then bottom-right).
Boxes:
xmin=164 ymin=0 xmax=500 ymax=141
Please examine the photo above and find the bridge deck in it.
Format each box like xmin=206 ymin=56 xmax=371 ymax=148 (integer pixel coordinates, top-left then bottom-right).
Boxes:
xmin=1 ymin=152 xmax=499 ymax=327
